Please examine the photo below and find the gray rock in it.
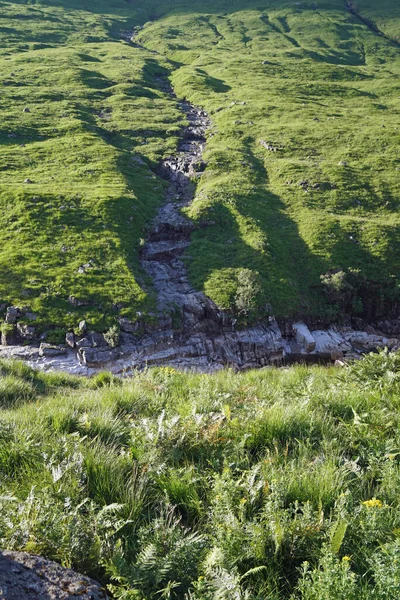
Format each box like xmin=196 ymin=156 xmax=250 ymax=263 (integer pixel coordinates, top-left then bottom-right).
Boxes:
xmin=5 ymin=307 xmax=19 ymax=324
xmin=88 ymin=332 xmax=108 ymax=347
xmin=79 ymin=319 xmax=87 ymax=333
xmin=16 ymin=323 xmax=35 ymax=340
xmin=76 ymin=337 xmax=91 ymax=349
xmin=118 ymin=317 xmax=139 ymax=333
xmin=68 ymin=296 xmax=89 ymax=307
xmin=343 ymin=331 xmax=389 ymax=351
xmin=39 ymin=343 xmax=67 ymax=357
xmin=311 ymin=329 xmax=352 ymax=357
xmin=293 ymin=322 xmax=316 ymax=353
xmin=0 ymin=550 xmax=108 ymax=599
xmin=24 ymin=312 xmax=37 ymax=322
xmin=66 ymin=332 xmax=75 ymax=348
xmin=1 ymin=326 xmax=18 ymax=347
xmin=79 ymin=347 xmax=118 ymax=367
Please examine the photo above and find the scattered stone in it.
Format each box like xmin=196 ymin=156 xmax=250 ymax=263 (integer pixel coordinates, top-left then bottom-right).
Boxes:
xmin=260 ymin=140 xmax=278 ymax=151
xmin=79 ymin=320 xmax=87 ymax=334
xmin=23 ymin=107 xmax=31 ymax=113
xmin=68 ymin=296 xmax=89 ymax=307
xmin=338 ymin=161 xmax=348 ymax=166
xmin=39 ymin=343 xmax=67 ymax=357
xmin=24 ymin=179 xmax=32 ymax=184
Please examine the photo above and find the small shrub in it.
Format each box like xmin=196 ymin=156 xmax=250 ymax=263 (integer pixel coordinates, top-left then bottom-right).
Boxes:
xmin=104 ymin=325 xmax=121 ymax=348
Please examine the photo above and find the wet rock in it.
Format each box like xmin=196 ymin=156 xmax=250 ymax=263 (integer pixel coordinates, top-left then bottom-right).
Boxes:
xmin=39 ymin=343 xmax=67 ymax=357
xmin=0 ymin=550 xmax=108 ymax=599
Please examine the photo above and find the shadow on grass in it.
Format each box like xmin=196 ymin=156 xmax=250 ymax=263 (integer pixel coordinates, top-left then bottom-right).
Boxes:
xmin=187 ymin=145 xmax=329 ymax=317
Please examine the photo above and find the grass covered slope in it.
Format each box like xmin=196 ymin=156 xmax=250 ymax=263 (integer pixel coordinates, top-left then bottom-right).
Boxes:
xmin=0 ymin=0 xmax=182 ymax=331
xmin=0 ymin=0 xmax=400 ymax=331
xmin=135 ymin=0 xmax=400 ymax=321
xmin=2 ymin=353 xmax=400 ymax=597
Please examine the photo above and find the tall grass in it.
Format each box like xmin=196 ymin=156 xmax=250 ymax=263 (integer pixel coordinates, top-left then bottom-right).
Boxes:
xmin=1 ymin=352 xmax=400 ymax=597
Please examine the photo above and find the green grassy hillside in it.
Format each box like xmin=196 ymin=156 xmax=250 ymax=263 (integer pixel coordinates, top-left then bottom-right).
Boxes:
xmin=0 ymin=0 xmax=399 ymax=331
xmin=2 ymin=353 xmax=400 ymax=598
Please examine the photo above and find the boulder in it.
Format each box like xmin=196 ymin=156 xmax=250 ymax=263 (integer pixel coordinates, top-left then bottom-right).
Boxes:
xmin=79 ymin=320 xmax=87 ymax=334
xmin=39 ymin=343 xmax=67 ymax=357
xmin=343 ymin=331 xmax=389 ymax=351
xmin=1 ymin=326 xmax=18 ymax=347
xmin=118 ymin=317 xmax=139 ymax=333
xmin=16 ymin=323 xmax=35 ymax=340
xmin=66 ymin=332 xmax=75 ymax=348
xmin=5 ymin=307 xmax=19 ymax=324
xmin=78 ymin=347 xmax=118 ymax=367
xmin=0 ymin=550 xmax=108 ymax=599
xmin=293 ymin=322 xmax=316 ymax=353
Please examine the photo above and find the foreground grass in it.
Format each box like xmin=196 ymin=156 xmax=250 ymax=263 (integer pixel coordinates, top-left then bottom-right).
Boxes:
xmin=1 ymin=353 xmax=400 ymax=597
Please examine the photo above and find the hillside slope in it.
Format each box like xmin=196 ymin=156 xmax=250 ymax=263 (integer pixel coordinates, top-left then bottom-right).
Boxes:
xmin=0 ymin=0 xmax=399 ymax=335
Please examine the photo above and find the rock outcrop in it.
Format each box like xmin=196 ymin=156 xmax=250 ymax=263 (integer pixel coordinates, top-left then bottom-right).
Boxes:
xmin=0 ymin=550 xmax=107 ymax=599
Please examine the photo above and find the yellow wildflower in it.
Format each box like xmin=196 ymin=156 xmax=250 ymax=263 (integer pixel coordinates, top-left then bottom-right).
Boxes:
xmin=342 ymin=556 xmax=351 ymax=562
xmin=362 ymin=498 xmax=383 ymax=508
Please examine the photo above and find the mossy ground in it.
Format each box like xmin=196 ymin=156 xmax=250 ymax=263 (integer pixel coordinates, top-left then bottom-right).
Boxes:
xmin=0 ymin=0 xmax=400 ymax=332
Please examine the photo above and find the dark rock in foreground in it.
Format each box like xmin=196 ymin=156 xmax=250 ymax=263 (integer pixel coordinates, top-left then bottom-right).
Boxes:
xmin=0 ymin=551 xmax=108 ymax=599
